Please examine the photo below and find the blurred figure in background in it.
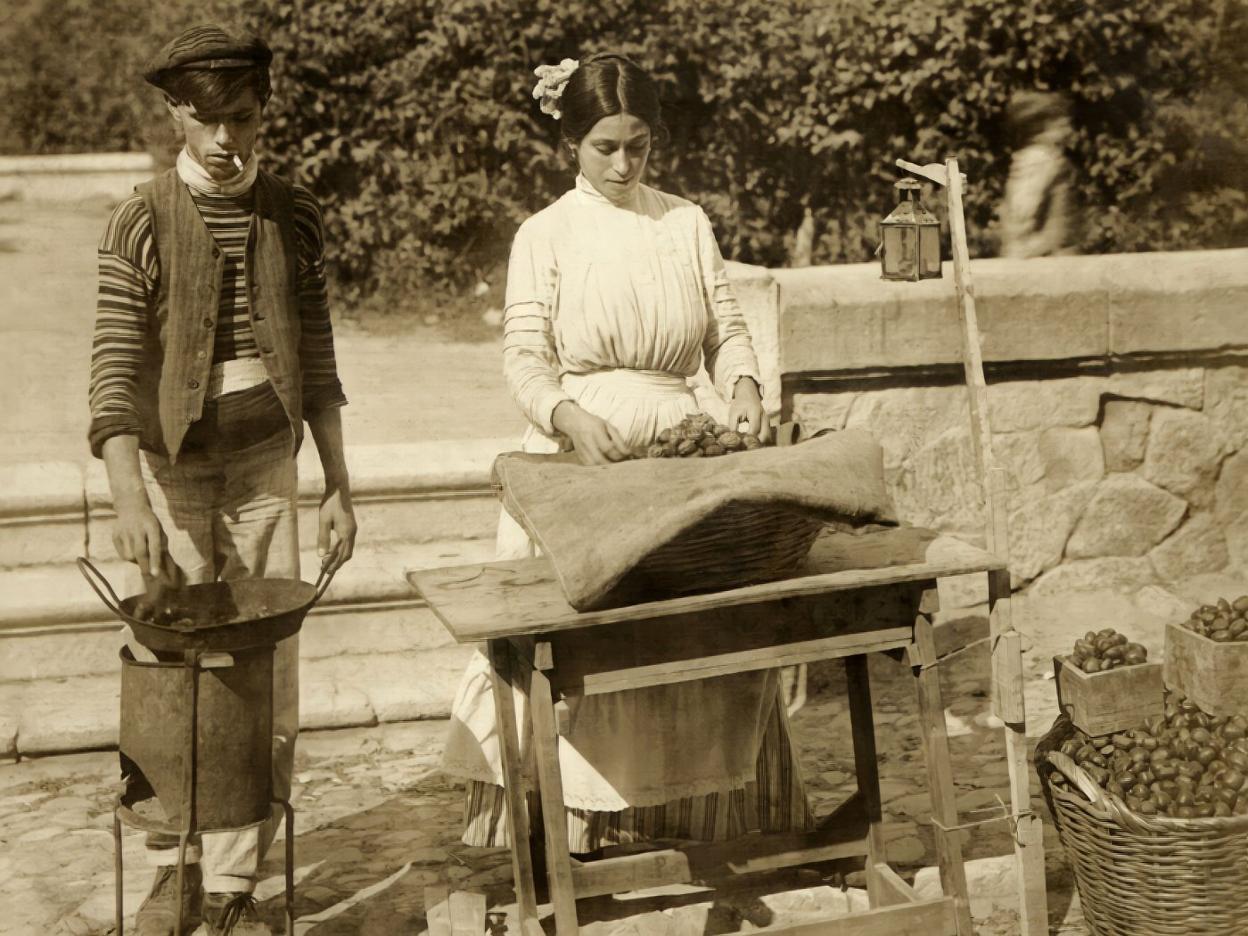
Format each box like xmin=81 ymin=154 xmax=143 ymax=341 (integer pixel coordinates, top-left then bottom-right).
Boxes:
xmin=999 ymin=90 xmax=1079 ymax=258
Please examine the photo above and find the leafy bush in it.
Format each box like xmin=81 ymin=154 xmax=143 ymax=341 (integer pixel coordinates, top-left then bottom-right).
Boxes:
xmin=3 ymin=0 xmax=1245 ymax=308
xmin=0 ymin=0 xmax=237 ymax=160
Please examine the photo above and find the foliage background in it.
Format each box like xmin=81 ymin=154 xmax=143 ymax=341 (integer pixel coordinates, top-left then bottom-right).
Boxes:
xmin=2 ymin=0 xmax=1245 ymax=317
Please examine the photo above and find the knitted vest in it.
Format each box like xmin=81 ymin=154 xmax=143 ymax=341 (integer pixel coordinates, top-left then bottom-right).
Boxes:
xmin=136 ymin=168 xmax=303 ymax=462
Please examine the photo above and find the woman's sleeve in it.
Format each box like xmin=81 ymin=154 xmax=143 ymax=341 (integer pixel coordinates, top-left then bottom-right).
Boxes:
xmin=502 ymin=220 xmax=572 ymax=435
xmin=695 ymin=207 xmax=763 ymax=400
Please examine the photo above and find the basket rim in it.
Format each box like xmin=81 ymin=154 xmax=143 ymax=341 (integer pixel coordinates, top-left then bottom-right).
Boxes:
xmin=1038 ymin=716 xmax=1248 ymax=836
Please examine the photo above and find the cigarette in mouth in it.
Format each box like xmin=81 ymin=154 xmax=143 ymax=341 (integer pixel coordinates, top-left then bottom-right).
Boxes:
xmin=231 ymin=155 xmax=245 ymax=172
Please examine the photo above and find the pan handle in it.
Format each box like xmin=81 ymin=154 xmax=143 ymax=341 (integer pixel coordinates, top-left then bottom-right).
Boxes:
xmin=311 ymin=563 xmax=337 ymax=605
xmin=76 ymin=557 xmax=126 ymax=619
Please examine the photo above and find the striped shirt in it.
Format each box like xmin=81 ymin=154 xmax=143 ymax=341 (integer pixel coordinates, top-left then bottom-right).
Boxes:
xmin=89 ymin=182 xmax=346 ymax=455
xmin=190 ymin=188 xmax=261 ymax=364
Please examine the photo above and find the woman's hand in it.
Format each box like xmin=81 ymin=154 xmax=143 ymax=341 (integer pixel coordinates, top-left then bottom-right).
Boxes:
xmin=729 ymin=377 xmax=770 ymax=443
xmin=552 ymin=402 xmax=632 ymax=465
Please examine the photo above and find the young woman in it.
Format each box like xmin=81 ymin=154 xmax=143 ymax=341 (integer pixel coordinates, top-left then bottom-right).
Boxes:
xmin=440 ymin=52 xmax=812 ymax=853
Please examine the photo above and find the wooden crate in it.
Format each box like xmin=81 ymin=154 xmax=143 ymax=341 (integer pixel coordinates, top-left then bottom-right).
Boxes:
xmin=1054 ymin=655 xmax=1164 ymax=737
xmin=1164 ymin=621 xmax=1248 ymax=716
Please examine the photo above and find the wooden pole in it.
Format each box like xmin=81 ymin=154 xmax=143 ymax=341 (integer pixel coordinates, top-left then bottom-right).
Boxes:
xmin=942 ymin=157 xmax=1048 ymax=936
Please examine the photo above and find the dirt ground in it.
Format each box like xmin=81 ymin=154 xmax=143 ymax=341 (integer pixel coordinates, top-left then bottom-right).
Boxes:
xmin=1 ymin=625 xmax=1083 ymax=936
xmin=0 ymin=198 xmax=523 ymax=467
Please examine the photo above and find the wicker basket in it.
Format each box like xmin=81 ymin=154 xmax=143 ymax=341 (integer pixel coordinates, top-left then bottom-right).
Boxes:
xmin=625 ymin=502 xmax=826 ymax=598
xmin=1036 ymin=716 xmax=1248 ymax=936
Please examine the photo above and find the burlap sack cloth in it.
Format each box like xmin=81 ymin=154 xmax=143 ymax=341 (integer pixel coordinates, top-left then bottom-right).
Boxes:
xmin=491 ymin=428 xmax=898 ymax=611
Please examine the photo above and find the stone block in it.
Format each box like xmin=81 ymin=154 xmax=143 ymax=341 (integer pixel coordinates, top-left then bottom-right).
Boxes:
xmin=774 ymin=255 xmax=1109 ymax=375
xmin=775 ymin=264 xmax=962 ymax=374
xmin=1206 ymin=365 xmax=1248 ymax=454
xmin=996 ymin=431 xmax=1046 ymax=488
xmin=0 ymin=704 xmax=17 ymax=759
xmin=1029 ymin=557 xmax=1157 ymax=595
xmin=845 ymin=385 xmax=966 ymax=470
xmin=298 ymin=658 xmax=377 ymax=730
xmin=892 ymin=426 xmax=984 ymax=532
xmin=1105 ymin=368 xmax=1205 ymax=409
xmin=1038 ymin=426 xmax=1104 ymax=492
xmin=1216 ymin=449 xmax=1248 ymax=520
xmin=1066 ymin=476 xmax=1187 ymax=559
xmin=937 ymin=572 xmax=989 ymax=609
xmin=1133 ymin=585 xmax=1195 ymax=625
xmin=299 ymin=602 xmax=454 ymax=659
xmin=1226 ymin=511 xmax=1248 ymax=573
xmin=0 ymin=623 xmax=121 ymax=682
xmin=1100 ymin=400 xmax=1152 ymax=472
xmin=1141 ymin=406 xmax=1223 ymax=506
xmin=15 ymin=674 xmax=118 ymax=754
xmin=0 ymin=461 xmax=87 ymax=568
xmin=989 ymin=377 xmax=1103 ymax=432
xmin=1107 ymin=249 xmax=1248 ymax=355
xmin=363 ymin=646 xmax=477 ymax=723
xmin=791 ymin=392 xmax=857 ymax=434
xmin=1150 ymin=513 xmax=1229 ymax=583
xmin=1008 ymin=482 xmax=1097 ymax=587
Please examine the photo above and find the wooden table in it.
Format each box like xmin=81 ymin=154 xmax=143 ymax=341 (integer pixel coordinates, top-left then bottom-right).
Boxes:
xmin=409 ymin=524 xmax=1048 ymax=936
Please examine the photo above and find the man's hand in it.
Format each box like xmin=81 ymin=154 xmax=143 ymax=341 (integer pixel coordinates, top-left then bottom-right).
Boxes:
xmin=112 ymin=492 xmax=168 ymax=578
xmin=317 ymin=487 xmax=357 ymax=574
xmin=728 ymin=377 xmax=770 ymax=443
xmin=102 ymin=435 xmax=169 ymax=578
xmin=552 ymin=402 xmax=632 ymax=465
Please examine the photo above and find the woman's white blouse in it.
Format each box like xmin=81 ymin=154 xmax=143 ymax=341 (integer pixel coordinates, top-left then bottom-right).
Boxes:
xmin=502 ymin=174 xmax=762 ymax=435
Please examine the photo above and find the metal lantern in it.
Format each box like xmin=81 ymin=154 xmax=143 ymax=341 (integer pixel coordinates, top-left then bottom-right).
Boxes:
xmin=878 ymin=178 xmax=942 ymax=281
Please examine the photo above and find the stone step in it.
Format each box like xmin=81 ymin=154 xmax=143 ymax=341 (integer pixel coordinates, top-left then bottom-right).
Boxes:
xmin=0 ymin=439 xmax=512 ymax=568
xmin=0 ymin=645 xmax=473 ymax=758
xmin=0 ymin=538 xmax=495 ymax=682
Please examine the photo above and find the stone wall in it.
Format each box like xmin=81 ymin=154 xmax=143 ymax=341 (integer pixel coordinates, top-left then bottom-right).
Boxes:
xmin=0 ymin=153 xmax=155 ymax=203
xmin=733 ymin=249 xmax=1248 ymax=594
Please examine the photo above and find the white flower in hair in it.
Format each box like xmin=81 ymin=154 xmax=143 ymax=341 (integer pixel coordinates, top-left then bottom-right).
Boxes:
xmin=532 ymin=58 xmax=580 ymax=119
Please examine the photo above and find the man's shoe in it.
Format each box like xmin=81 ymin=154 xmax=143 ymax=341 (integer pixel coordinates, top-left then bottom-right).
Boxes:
xmin=134 ymin=864 xmax=203 ymax=935
xmin=202 ymin=892 xmax=273 ymax=935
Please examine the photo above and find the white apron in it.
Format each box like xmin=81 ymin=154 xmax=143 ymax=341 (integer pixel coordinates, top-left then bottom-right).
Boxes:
xmin=440 ymin=368 xmax=778 ymax=810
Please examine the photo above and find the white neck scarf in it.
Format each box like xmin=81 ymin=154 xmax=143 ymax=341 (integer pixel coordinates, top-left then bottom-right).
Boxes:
xmin=176 ymin=147 xmax=258 ymax=197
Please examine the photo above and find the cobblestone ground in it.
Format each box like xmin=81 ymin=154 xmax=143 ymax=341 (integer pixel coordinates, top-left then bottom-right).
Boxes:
xmin=0 ymin=633 xmax=1088 ymax=936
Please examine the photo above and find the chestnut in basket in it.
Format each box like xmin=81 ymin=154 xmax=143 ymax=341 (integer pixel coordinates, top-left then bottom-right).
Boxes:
xmin=642 ymin=413 xmax=765 ymax=458
xmin=1180 ymin=595 xmax=1248 ymax=642
xmin=1067 ymin=628 xmax=1149 ymax=672
xmin=1052 ymin=692 xmax=1248 ymax=817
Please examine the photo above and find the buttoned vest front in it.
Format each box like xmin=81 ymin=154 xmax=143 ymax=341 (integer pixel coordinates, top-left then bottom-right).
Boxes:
xmin=136 ymin=168 xmax=304 ymax=462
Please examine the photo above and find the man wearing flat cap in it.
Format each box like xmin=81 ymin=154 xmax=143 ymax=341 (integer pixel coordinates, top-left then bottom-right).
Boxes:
xmin=89 ymin=23 xmax=357 ymax=936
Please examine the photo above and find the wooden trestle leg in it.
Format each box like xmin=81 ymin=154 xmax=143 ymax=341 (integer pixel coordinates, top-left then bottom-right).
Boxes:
xmin=486 ymin=639 xmax=540 ymax=929
xmin=527 ymin=658 xmax=580 ymax=936
xmin=844 ymin=654 xmax=889 ymax=907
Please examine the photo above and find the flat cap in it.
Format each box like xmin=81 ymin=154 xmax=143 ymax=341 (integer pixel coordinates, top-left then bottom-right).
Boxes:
xmin=144 ymin=24 xmax=272 ymax=87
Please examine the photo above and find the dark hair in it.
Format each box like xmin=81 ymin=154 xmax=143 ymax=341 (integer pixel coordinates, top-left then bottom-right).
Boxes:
xmin=1007 ymin=91 xmax=1070 ymax=146
xmin=157 ymin=65 xmax=272 ymax=112
xmin=559 ymin=53 xmax=668 ymax=147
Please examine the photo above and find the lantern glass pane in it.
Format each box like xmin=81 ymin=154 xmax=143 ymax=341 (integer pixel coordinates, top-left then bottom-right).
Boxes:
xmin=883 ymin=225 xmax=916 ymax=279
xmin=919 ymin=224 xmax=942 ymax=277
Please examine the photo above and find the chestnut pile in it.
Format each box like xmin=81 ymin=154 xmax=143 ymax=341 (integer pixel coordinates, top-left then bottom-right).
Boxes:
xmin=1180 ymin=596 xmax=1248 ymax=642
xmin=1054 ymin=695 xmax=1248 ymax=818
xmin=643 ymin=413 xmax=764 ymax=459
xmin=1067 ymin=628 xmax=1149 ymax=672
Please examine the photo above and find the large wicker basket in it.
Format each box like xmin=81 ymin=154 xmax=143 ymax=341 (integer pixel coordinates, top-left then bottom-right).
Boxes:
xmin=625 ymin=502 xmax=827 ymax=598
xmin=1035 ymin=715 xmax=1248 ymax=936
